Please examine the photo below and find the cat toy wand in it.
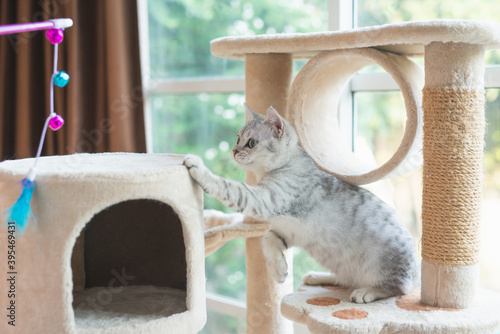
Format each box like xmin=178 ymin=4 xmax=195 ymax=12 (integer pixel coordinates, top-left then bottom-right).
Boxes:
xmin=1 ymin=18 xmax=73 ymax=235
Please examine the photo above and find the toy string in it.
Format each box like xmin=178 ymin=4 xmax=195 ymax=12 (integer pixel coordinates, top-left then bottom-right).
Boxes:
xmin=32 ymin=43 xmax=58 ymax=174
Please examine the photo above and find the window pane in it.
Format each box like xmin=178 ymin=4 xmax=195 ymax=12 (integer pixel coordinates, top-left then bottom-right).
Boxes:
xmin=206 ymin=239 xmax=247 ymax=300
xmin=151 ymin=93 xmax=246 ymax=211
xmin=357 ymin=0 xmax=500 ymax=27
xmin=482 ymin=88 xmax=500 ymax=293
xmin=356 ymin=0 xmax=500 ymax=65
xmin=147 ymin=0 xmax=327 ymax=79
xmin=354 ymin=91 xmax=406 ymax=166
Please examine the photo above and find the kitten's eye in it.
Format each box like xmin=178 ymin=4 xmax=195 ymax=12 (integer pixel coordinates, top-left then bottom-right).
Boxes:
xmin=236 ymin=136 xmax=240 ymax=145
xmin=248 ymin=138 xmax=257 ymax=148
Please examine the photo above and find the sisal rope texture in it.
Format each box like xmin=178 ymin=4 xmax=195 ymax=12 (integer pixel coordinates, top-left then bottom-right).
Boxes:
xmin=421 ymin=88 xmax=485 ymax=266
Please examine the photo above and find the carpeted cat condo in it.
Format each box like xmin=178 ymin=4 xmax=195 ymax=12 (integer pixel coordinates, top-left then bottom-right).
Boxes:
xmin=0 ymin=153 xmax=206 ymax=334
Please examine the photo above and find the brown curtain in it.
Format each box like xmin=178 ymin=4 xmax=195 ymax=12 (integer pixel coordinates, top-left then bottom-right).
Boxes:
xmin=0 ymin=0 xmax=146 ymax=161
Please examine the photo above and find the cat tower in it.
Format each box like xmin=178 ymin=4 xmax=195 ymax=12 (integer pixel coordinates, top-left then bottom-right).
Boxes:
xmin=207 ymin=20 xmax=500 ymax=333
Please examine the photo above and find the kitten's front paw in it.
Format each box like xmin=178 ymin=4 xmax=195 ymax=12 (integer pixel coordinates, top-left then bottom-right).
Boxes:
xmin=183 ymin=154 xmax=203 ymax=170
xmin=183 ymin=154 xmax=206 ymax=181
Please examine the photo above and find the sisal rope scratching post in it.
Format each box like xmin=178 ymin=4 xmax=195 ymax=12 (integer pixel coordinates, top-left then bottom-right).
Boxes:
xmin=244 ymin=53 xmax=294 ymax=334
xmin=421 ymin=42 xmax=485 ymax=309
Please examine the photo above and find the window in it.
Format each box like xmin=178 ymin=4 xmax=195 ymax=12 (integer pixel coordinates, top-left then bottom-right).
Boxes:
xmin=138 ymin=1 xmax=500 ymax=332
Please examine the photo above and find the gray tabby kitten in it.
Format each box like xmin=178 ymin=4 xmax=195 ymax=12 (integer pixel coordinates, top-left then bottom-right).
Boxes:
xmin=184 ymin=105 xmax=419 ymax=303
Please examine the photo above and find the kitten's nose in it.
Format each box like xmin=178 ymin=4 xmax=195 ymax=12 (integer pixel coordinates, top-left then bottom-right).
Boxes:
xmin=232 ymin=149 xmax=239 ymax=157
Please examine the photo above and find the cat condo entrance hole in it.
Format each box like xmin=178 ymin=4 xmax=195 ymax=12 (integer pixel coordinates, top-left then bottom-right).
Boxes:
xmin=71 ymin=199 xmax=189 ymax=331
xmin=0 ymin=153 xmax=206 ymax=334
xmin=287 ymin=47 xmax=424 ymax=185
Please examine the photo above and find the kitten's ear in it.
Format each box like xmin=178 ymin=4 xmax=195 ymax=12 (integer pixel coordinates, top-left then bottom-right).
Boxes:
xmin=244 ymin=103 xmax=262 ymax=121
xmin=265 ymin=106 xmax=284 ymax=138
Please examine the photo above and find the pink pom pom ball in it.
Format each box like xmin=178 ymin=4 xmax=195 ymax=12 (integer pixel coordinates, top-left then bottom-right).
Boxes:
xmin=48 ymin=114 xmax=65 ymax=131
xmin=46 ymin=29 xmax=64 ymax=44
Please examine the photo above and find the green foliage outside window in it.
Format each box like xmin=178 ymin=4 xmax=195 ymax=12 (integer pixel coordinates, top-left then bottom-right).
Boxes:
xmin=147 ymin=0 xmax=327 ymax=79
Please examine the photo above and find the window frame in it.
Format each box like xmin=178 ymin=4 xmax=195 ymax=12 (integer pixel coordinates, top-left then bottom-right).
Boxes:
xmin=137 ymin=0 xmax=500 ymax=332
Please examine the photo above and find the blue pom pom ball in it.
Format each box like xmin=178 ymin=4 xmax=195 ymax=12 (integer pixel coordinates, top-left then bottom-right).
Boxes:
xmin=53 ymin=71 xmax=70 ymax=87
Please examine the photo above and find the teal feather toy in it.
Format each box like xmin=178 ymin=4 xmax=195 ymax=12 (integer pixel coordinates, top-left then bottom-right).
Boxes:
xmin=6 ymin=178 xmax=35 ymax=235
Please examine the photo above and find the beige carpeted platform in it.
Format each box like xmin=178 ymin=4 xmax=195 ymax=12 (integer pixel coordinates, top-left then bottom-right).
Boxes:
xmin=211 ymin=20 xmax=500 ymax=59
xmin=282 ymin=284 xmax=500 ymax=334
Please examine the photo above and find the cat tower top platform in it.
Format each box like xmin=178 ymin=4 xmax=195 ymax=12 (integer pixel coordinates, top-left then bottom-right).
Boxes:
xmin=211 ymin=20 xmax=500 ymax=59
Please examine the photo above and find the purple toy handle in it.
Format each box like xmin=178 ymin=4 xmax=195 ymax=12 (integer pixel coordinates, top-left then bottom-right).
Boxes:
xmin=0 ymin=18 xmax=73 ymax=35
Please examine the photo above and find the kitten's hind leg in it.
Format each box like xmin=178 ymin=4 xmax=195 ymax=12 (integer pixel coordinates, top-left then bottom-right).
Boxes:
xmin=303 ymin=271 xmax=344 ymax=287
xmin=350 ymin=287 xmax=396 ymax=304
xmin=262 ymin=230 xmax=288 ymax=283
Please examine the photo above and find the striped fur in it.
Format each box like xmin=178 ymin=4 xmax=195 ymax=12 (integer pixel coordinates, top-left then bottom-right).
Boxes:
xmin=184 ymin=106 xmax=419 ymax=303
